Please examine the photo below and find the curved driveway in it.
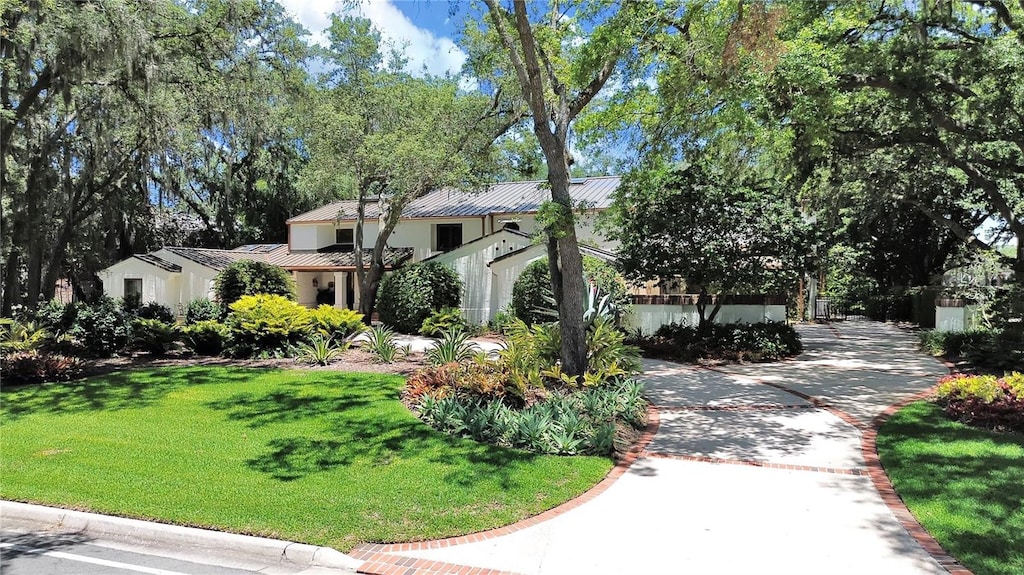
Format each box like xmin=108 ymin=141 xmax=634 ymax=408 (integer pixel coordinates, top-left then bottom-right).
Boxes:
xmin=363 ymin=320 xmax=955 ymax=575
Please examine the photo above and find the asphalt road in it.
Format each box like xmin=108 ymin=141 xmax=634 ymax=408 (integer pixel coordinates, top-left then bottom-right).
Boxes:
xmin=0 ymin=529 xmax=262 ymax=575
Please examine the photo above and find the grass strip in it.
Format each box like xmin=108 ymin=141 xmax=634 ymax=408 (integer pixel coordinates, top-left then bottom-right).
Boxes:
xmin=876 ymin=401 xmax=1024 ymax=575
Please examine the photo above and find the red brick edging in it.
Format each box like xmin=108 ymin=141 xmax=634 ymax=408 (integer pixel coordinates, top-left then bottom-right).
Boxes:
xmin=352 ymin=405 xmax=662 ymax=574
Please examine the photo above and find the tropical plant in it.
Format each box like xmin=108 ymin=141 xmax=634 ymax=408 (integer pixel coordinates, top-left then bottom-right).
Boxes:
xmin=0 ymin=351 xmax=85 ymax=386
xmin=420 ymin=307 xmax=468 ymax=337
xmin=363 ymin=325 xmax=408 ymax=364
xmin=0 ymin=320 xmax=50 ymax=354
xmin=425 ymin=329 xmax=478 ymax=366
xmin=296 ymin=335 xmax=345 ymax=366
xmin=131 ymin=318 xmax=180 ymax=355
xmin=181 ymin=321 xmax=229 ymax=356
xmin=33 ymin=300 xmax=78 ymax=340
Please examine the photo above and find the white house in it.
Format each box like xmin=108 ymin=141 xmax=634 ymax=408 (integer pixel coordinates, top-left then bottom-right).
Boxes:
xmin=100 ymin=177 xmax=619 ymax=321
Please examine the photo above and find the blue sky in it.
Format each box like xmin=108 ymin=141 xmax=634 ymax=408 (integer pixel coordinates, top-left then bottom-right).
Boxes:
xmin=278 ymin=0 xmax=473 ymax=78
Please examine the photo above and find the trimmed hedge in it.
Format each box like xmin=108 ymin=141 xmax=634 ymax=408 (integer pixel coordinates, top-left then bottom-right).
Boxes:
xmin=376 ymin=262 xmax=462 ymax=334
xmin=636 ymin=321 xmax=802 ymax=363
xmin=214 ymin=260 xmax=297 ymax=309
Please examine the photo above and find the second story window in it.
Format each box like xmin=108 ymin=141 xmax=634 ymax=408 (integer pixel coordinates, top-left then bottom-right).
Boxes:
xmin=336 ymin=228 xmax=354 ymax=252
xmin=435 ymin=224 xmax=462 ymax=252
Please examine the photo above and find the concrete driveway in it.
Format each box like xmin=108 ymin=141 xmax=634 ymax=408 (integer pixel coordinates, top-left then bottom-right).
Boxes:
xmin=354 ymin=319 xmax=960 ymax=575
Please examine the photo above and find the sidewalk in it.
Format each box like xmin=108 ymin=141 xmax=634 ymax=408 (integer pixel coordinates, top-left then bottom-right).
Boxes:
xmin=355 ymin=319 xmax=960 ymax=575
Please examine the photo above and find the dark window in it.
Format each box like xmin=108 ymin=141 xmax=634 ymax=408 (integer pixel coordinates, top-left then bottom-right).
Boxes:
xmin=335 ymin=228 xmax=354 ymax=252
xmin=502 ymin=222 xmax=520 ymax=231
xmin=124 ymin=278 xmax=142 ymax=308
xmin=436 ymin=224 xmax=462 ymax=252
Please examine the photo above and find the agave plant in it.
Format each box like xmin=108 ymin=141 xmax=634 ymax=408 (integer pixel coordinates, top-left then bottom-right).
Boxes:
xmin=364 ymin=325 xmax=406 ymax=363
xmin=425 ymin=328 xmax=478 ymax=366
xmin=296 ymin=335 xmax=344 ymax=366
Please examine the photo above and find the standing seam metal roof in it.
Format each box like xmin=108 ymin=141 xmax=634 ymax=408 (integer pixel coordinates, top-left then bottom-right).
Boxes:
xmin=286 ymin=176 xmax=620 ymax=223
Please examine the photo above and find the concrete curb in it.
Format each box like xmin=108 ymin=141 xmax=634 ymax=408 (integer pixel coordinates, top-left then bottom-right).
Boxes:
xmin=1 ymin=500 xmax=362 ymax=573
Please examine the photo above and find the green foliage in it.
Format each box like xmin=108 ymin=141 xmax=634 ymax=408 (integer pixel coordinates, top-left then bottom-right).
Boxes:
xmin=181 ymin=321 xmax=228 ymax=356
xmin=425 ymin=329 xmax=479 ymax=367
xmin=416 ymin=379 xmax=648 ymax=456
xmin=296 ymin=335 xmax=346 ymax=366
xmin=0 ymin=320 xmax=50 ymax=354
xmin=69 ymin=297 xmax=133 ymax=358
xmin=185 ymin=299 xmax=221 ymax=324
xmin=935 ymin=372 xmax=1024 ymax=434
xmin=363 ymin=325 xmax=409 ymax=364
xmin=131 ymin=319 xmax=180 ymax=356
xmin=512 ymin=256 xmax=630 ymax=326
xmin=420 ymin=307 xmax=468 ymax=337
xmin=133 ymin=302 xmax=176 ymax=323
xmin=0 ymin=351 xmax=85 ymax=386
xmin=639 ymin=321 xmax=803 ymax=363
xmin=919 ymin=329 xmax=1024 ymax=372
xmin=33 ymin=300 xmax=78 ymax=339
xmin=224 ymin=295 xmax=311 ymax=358
xmin=609 ymin=159 xmax=814 ymax=331
xmin=214 ymin=260 xmax=297 ymax=310
xmin=376 ymin=262 xmax=462 ymax=334
xmin=309 ymin=305 xmax=366 ymax=340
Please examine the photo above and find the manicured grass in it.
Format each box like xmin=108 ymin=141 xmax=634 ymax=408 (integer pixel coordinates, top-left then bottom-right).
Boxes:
xmin=0 ymin=367 xmax=612 ymax=551
xmin=876 ymin=401 xmax=1024 ymax=575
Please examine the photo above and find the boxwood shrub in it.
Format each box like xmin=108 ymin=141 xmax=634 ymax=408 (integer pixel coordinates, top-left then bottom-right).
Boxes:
xmin=376 ymin=262 xmax=461 ymax=334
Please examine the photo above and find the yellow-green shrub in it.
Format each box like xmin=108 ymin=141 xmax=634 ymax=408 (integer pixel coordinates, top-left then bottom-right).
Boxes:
xmin=309 ymin=305 xmax=365 ymax=340
xmin=225 ymin=295 xmax=312 ymax=358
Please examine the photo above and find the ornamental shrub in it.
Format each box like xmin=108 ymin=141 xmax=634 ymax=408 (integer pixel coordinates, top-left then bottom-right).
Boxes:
xmin=185 ymin=298 xmax=221 ymax=324
xmin=936 ymin=372 xmax=1024 ymax=433
xmin=69 ymin=297 xmax=133 ymax=357
xmin=376 ymin=262 xmax=461 ymax=334
xmin=640 ymin=321 xmax=801 ymax=363
xmin=133 ymin=302 xmax=176 ymax=323
xmin=131 ymin=318 xmax=180 ymax=355
xmin=33 ymin=299 xmax=78 ymax=339
xmin=308 ymin=305 xmax=365 ymax=340
xmin=225 ymin=294 xmax=311 ymax=358
xmin=214 ymin=259 xmax=297 ymax=310
xmin=420 ymin=307 xmax=468 ymax=336
xmin=182 ymin=320 xmax=229 ymax=356
xmin=0 ymin=351 xmax=84 ymax=386
xmin=511 ymin=256 xmax=630 ymax=325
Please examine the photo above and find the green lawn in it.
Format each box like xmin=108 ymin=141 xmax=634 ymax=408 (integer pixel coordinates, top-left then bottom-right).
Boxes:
xmin=876 ymin=401 xmax=1024 ymax=575
xmin=0 ymin=367 xmax=612 ymax=551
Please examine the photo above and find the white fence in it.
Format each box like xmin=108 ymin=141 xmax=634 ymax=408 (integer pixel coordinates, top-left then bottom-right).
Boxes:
xmin=623 ymin=295 xmax=788 ymax=336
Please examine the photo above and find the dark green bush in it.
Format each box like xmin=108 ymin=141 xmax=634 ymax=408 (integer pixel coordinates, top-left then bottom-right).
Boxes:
xmin=214 ymin=259 xmax=297 ymax=310
xmin=185 ymin=299 xmax=221 ymax=324
xmin=182 ymin=321 xmax=229 ymax=356
xmin=33 ymin=299 xmax=78 ymax=339
xmin=639 ymin=321 xmax=802 ymax=363
xmin=69 ymin=297 xmax=133 ymax=357
xmin=132 ymin=318 xmax=180 ymax=355
xmin=919 ymin=329 xmax=1024 ymax=371
xmin=0 ymin=351 xmax=85 ymax=386
xmin=376 ymin=262 xmax=461 ymax=334
xmin=224 ymin=294 xmax=311 ymax=358
xmin=511 ymin=256 xmax=629 ymax=325
xmin=133 ymin=302 xmax=176 ymax=323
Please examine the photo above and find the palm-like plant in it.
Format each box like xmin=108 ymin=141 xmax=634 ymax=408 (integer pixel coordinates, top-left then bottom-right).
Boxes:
xmin=297 ymin=335 xmax=344 ymax=366
xmin=426 ymin=328 xmax=478 ymax=366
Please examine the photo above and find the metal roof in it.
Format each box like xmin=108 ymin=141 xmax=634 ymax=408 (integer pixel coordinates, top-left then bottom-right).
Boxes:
xmin=162 ymin=246 xmax=271 ymax=271
xmin=286 ymin=176 xmax=620 ymax=223
xmin=233 ymin=243 xmax=287 ymax=253
xmin=269 ymin=247 xmax=413 ymax=270
xmin=489 ymin=241 xmax=618 ymax=266
xmin=133 ymin=253 xmax=181 ymax=273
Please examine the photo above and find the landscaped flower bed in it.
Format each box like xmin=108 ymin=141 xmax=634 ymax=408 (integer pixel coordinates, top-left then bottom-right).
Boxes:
xmin=935 ymin=372 xmax=1024 ymax=433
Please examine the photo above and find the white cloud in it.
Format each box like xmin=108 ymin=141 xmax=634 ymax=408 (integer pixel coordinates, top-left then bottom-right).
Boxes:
xmin=277 ymin=0 xmax=467 ymax=78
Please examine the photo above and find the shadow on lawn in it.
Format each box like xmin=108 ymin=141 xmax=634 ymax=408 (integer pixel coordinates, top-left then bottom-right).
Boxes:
xmin=0 ymin=367 xmax=261 ymax=422
xmin=211 ymin=380 xmax=544 ymax=486
xmin=878 ymin=405 xmax=1024 ymax=575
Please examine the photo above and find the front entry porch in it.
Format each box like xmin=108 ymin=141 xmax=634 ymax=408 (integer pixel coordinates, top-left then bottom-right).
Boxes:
xmin=292 ymin=270 xmax=360 ymax=310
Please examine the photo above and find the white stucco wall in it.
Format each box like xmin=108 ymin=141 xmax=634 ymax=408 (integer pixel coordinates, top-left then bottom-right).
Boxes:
xmin=489 ymin=247 xmax=546 ymax=322
xmin=152 ymin=250 xmax=220 ymax=308
xmin=624 ymin=304 xmax=788 ymax=336
xmin=99 ymin=259 xmax=178 ymax=312
xmin=935 ymin=305 xmax=980 ymax=332
xmin=427 ymin=231 xmax=533 ymax=324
